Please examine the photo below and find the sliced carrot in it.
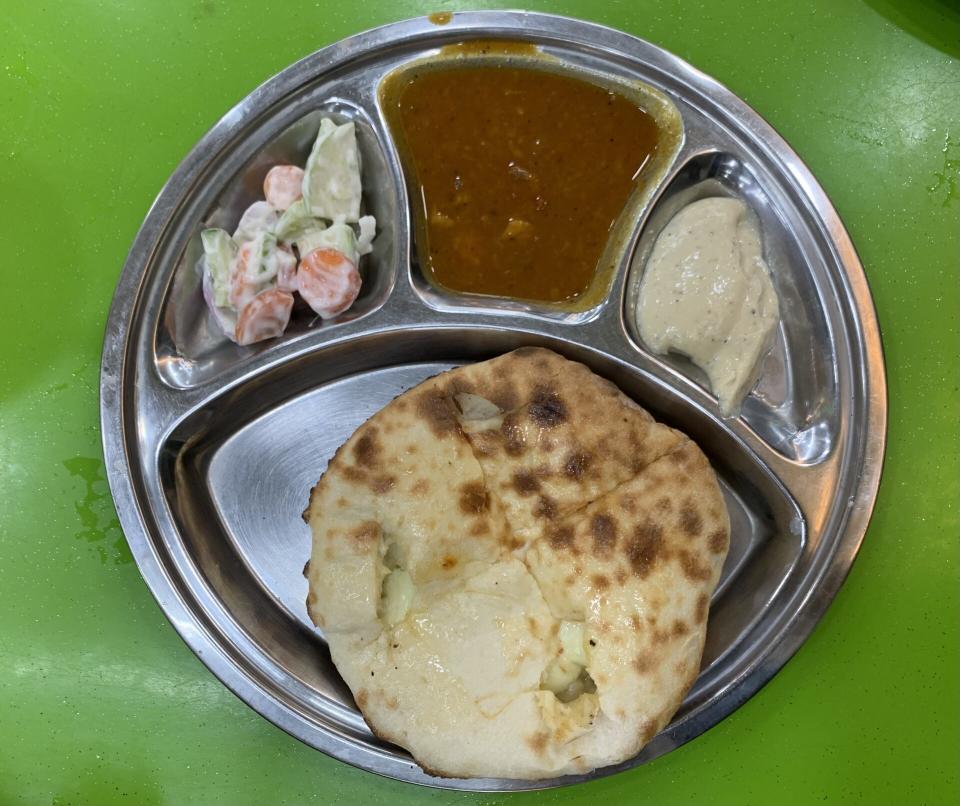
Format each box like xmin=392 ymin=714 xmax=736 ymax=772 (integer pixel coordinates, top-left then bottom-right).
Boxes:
xmin=263 ymin=165 xmax=304 ymax=211
xmin=297 ymin=247 xmax=361 ymax=319
xmin=234 ymin=288 xmax=294 ymax=345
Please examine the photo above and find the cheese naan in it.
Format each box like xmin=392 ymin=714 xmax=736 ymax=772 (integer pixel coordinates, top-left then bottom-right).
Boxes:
xmin=305 ymin=347 xmax=729 ymax=779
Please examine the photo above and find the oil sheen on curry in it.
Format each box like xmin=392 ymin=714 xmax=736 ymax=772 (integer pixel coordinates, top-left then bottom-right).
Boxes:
xmin=382 ymin=58 xmax=664 ymax=305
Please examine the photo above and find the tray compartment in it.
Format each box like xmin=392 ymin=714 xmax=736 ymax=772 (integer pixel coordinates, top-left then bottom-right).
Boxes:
xmin=377 ymin=49 xmax=684 ymax=323
xmin=623 ymin=151 xmax=841 ymax=463
xmin=155 ymin=100 xmax=402 ymax=389
xmin=156 ymin=327 xmax=805 ymax=759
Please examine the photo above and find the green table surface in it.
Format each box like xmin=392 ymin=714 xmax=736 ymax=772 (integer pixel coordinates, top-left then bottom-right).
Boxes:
xmin=2 ymin=1 xmax=958 ymax=804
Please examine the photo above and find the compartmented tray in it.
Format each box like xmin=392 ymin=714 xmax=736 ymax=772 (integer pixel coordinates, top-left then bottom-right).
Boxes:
xmin=100 ymin=12 xmax=886 ymax=791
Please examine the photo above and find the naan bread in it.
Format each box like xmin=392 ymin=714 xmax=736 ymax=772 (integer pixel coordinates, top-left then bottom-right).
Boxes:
xmin=305 ymin=347 xmax=729 ymax=779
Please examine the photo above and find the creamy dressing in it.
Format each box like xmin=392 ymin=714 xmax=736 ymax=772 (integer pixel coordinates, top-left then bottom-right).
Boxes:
xmin=636 ymin=197 xmax=779 ymax=414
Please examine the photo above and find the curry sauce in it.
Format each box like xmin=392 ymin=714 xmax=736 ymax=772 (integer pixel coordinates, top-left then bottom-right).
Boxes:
xmin=382 ymin=61 xmax=662 ymax=304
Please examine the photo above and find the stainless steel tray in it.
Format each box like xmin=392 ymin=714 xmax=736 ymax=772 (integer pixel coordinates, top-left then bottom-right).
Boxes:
xmin=100 ymin=11 xmax=886 ymax=791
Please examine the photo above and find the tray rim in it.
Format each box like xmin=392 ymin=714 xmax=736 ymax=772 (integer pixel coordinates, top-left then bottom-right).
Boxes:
xmin=99 ymin=10 xmax=888 ymax=792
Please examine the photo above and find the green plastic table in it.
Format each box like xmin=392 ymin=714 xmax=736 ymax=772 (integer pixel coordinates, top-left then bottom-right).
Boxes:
xmin=2 ymin=1 xmax=958 ymax=804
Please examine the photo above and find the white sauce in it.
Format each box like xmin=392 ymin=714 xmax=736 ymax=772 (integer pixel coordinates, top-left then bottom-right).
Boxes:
xmin=636 ymin=197 xmax=779 ymax=414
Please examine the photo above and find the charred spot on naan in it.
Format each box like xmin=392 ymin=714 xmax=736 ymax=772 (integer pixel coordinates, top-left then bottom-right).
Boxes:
xmin=512 ymin=469 xmax=541 ymax=495
xmin=350 ymin=521 xmax=381 ymax=546
xmin=678 ymin=499 xmax=704 ymax=538
xmin=525 ymin=729 xmax=550 ymax=757
xmin=533 ymin=495 xmax=558 ymax=521
xmin=590 ymin=513 xmax=617 ymax=556
xmin=416 ymin=389 xmax=463 ymax=438
xmin=666 ymin=619 xmax=691 ymax=641
xmin=708 ymin=528 xmax=729 ymax=554
xmin=624 ymin=521 xmax=665 ymax=578
xmin=618 ymin=495 xmax=638 ymax=515
xmin=458 ymin=481 xmax=490 ymax=515
xmin=528 ymin=385 xmax=567 ymax=428
xmin=563 ymin=450 xmax=592 ymax=480
xmin=633 ymin=651 xmax=655 ymax=675
xmin=371 ymin=475 xmax=396 ymax=494
xmin=470 ymin=519 xmax=491 ymax=538
xmin=677 ymin=549 xmax=714 ymax=582
xmin=340 ymin=464 xmax=366 ymax=484
xmin=548 ymin=524 xmax=575 ymax=551
xmin=352 ymin=428 xmax=383 ymax=468
xmin=503 ymin=534 xmax=525 ymax=551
